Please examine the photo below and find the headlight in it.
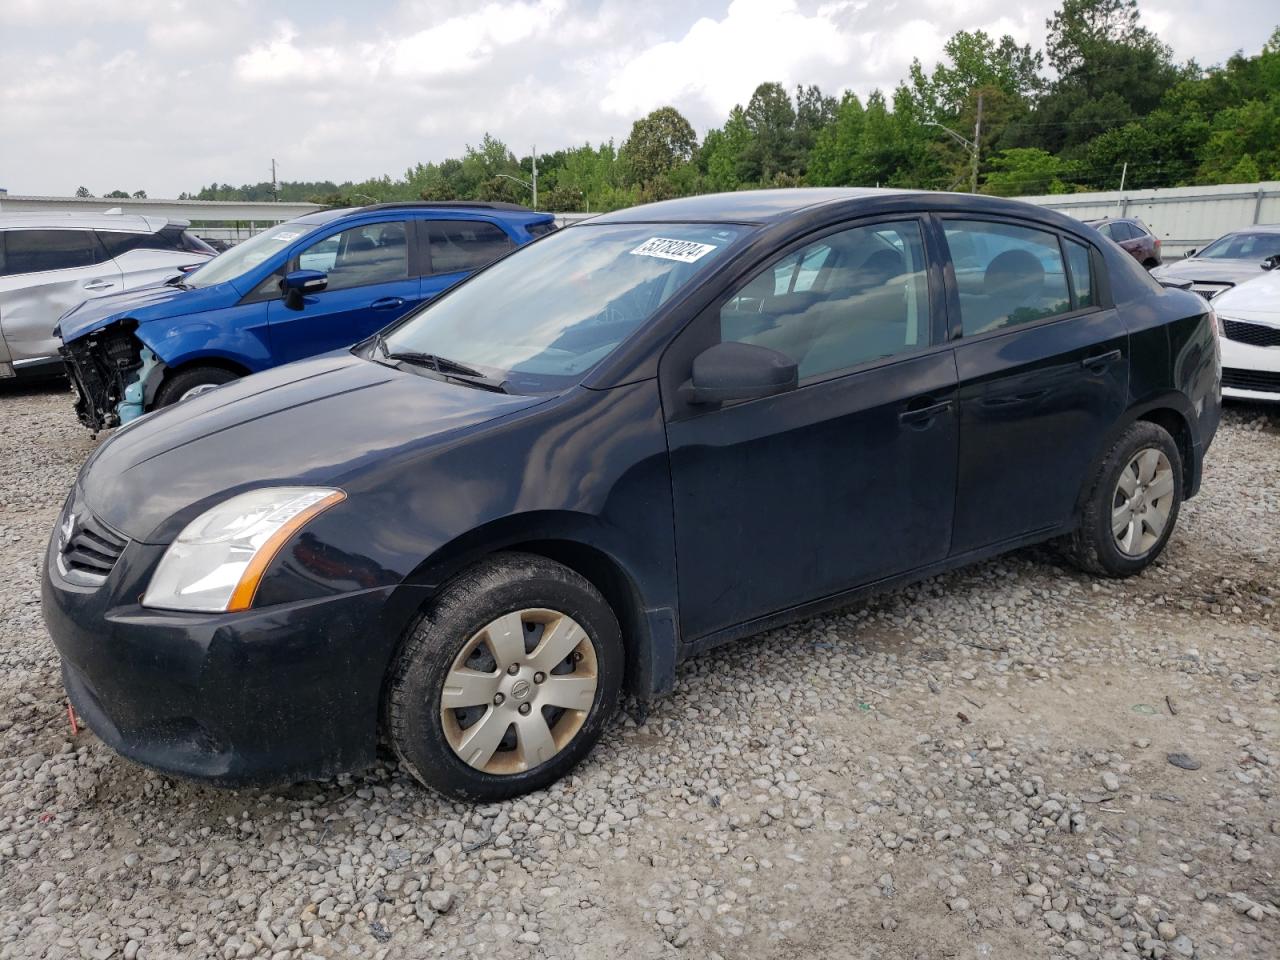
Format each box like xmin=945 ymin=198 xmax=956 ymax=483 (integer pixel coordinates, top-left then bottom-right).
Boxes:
xmin=142 ymin=487 xmax=345 ymax=612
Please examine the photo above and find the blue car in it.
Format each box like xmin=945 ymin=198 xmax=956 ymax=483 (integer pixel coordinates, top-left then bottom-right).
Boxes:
xmin=58 ymin=201 xmax=555 ymax=430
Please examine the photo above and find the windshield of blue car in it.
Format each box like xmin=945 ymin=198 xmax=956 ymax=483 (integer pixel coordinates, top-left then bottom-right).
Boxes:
xmin=379 ymin=222 xmax=749 ymax=391
xmin=182 ymin=222 xmax=323 ymax=288
xmin=1196 ymin=231 xmax=1280 ymax=260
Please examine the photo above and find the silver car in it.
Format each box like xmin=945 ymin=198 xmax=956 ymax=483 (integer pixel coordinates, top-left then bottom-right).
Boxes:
xmin=1150 ymin=225 xmax=1280 ymax=300
xmin=0 ymin=213 xmax=214 ymax=379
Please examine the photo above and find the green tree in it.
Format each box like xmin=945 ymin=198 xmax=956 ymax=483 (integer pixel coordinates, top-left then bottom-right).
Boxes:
xmin=808 ymin=92 xmax=866 ymax=185
xmin=619 ymin=106 xmax=697 ymax=187
xmin=74 ymin=186 xmax=92 ymax=198
xmin=982 ymin=148 xmax=1075 ymax=195
xmin=742 ymin=82 xmax=798 ymax=181
xmin=103 ymin=190 xmax=131 ymax=198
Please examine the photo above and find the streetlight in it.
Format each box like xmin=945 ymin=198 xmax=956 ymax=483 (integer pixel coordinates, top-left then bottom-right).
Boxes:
xmin=924 ymin=93 xmax=984 ymax=194
xmin=495 ymin=146 xmax=538 ymax=208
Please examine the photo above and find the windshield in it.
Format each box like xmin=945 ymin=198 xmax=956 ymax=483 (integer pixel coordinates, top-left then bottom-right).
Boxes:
xmin=1196 ymin=231 xmax=1280 ymax=260
xmin=380 ymin=222 xmax=749 ymax=391
xmin=183 ymin=221 xmax=322 ymax=288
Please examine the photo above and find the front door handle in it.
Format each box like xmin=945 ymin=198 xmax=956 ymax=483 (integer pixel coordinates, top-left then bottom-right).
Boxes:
xmin=1081 ymin=348 xmax=1122 ymax=371
xmin=371 ymin=296 xmax=405 ymax=311
xmin=83 ymin=279 xmax=116 ymax=291
xmin=899 ymin=399 xmax=953 ymax=426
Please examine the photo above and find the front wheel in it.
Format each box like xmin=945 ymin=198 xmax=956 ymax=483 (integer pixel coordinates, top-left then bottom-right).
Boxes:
xmin=385 ymin=553 xmax=624 ymax=801
xmin=1066 ymin=421 xmax=1183 ymax=577
xmin=154 ymin=366 xmax=238 ymax=407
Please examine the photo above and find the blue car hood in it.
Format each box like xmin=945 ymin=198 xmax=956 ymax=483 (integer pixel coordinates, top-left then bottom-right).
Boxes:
xmin=79 ymin=352 xmax=550 ymax=542
xmin=58 ymin=281 xmax=232 ymax=342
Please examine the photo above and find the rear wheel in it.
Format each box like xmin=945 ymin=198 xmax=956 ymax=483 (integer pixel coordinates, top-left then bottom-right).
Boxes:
xmin=385 ymin=553 xmax=623 ymax=801
xmin=154 ymin=366 xmax=238 ymax=407
xmin=1066 ymin=421 xmax=1182 ymax=577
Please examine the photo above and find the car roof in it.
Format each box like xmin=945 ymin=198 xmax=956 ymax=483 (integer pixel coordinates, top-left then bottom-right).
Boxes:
xmin=292 ymin=201 xmax=553 ymax=227
xmin=588 ymin=188 xmax=900 ymax=225
xmin=0 ymin=212 xmax=181 ymax=233
xmin=1218 ymin=224 xmax=1280 ymax=235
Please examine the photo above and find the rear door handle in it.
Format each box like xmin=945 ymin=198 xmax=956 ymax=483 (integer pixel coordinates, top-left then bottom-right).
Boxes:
xmin=371 ymin=297 xmax=405 ymax=311
xmin=1081 ymin=349 xmax=1122 ymax=371
xmin=899 ymin=399 xmax=953 ymax=426
xmin=83 ymin=279 xmax=115 ymax=291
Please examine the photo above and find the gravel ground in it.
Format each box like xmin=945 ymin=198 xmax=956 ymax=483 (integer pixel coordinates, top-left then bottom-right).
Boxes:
xmin=0 ymin=382 xmax=1276 ymax=960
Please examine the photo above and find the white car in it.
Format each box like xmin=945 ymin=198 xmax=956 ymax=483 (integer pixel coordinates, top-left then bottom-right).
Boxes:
xmin=1150 ymin=225 xmax=1280 ymax=299
xmin=1212 ymin=267 xmax=1280 ymax=401
xmin=0 ymin=213 xmax=214 ymax=379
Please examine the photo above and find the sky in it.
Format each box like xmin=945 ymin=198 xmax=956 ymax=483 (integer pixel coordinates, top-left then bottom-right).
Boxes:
xmin=0 ymin=0 xmax=1273 ymax=198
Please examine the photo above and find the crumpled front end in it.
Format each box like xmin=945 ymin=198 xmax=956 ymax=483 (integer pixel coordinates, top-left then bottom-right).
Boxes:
xmin=60 ymin=322 xmax=162 ymax=434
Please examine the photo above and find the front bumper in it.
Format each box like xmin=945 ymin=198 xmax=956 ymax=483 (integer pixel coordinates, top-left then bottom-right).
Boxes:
xmin=1219 ymin=333 xmax=1280 ymax=402
xmin=42 ymin=525 xmax=401 ymax=786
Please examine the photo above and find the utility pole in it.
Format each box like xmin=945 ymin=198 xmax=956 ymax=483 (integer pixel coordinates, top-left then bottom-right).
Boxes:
xmin=531 ymin=145 xmax=538 ymax=211
xmin=271 ymin=159 xmax=279 ymax=201
xmin=970 ymin=93 xmax=983 ymax=194
xmin=1118 ymin=161 xmax=1128 ymax=193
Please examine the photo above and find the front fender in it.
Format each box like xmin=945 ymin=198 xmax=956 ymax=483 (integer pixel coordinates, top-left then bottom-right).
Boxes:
xmin=135 ymin=301 xmax=274 ymax=372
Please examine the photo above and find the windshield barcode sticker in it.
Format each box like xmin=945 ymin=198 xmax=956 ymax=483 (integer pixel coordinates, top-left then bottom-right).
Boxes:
xmin=631 ymin=237 xmax=717 ymax=263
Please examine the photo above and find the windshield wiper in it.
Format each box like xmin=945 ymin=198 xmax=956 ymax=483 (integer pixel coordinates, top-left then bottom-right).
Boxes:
xmin=373 ymin=335 xmax=508 ymax=392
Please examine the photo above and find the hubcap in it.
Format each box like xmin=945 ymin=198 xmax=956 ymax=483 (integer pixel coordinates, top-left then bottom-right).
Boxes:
xmin=1112 ymin=448 xmax=1175 ymax=556
xmin=440 ymin=608 xmax=598 ymax=775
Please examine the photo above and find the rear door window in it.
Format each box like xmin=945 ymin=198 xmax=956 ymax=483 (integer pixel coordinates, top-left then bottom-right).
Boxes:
xmin=1 ymin=230 xmax=107 ymax=276
xmin=943 ymin=220 xmax=1071 ymax=336
xmin=425 ymin=220 xmax=514 ymax=275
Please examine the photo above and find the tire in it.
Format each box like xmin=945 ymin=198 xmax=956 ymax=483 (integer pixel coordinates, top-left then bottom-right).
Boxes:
xmin=154 ymin=366 xmax=238 ymax=407
xmin=385 ymin=552 xmax=624 ymax=802
xmin=1066 ymin=421 xmax=1183 ymax=577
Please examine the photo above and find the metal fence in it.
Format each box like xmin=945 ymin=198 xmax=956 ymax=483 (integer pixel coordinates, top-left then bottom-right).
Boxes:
xmin=1015 ymin=181 xmax=1280 ymax=257
xmin=6 ymin=185 xmax=1278 ymax=256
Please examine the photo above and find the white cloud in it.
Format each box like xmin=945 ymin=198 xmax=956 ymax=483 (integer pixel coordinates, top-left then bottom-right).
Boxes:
xmin=603 ymin=0 xmax=854 ymax=117
xmin=0 ymin=0 xmax=1273 ymax=197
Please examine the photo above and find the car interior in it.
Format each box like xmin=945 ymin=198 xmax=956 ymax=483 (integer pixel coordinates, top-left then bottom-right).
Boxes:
xmin=720 ymin=225 xmax=929 ymax=379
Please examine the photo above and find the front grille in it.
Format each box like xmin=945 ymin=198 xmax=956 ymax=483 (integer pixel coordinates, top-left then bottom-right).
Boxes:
xmin=1221 ymin=367 xmax=1280 ymax=394
xmin=1221 ymin=319 xmax=1280 ymax=348
xmin=58 ymin=506 xmax=128 ymax=584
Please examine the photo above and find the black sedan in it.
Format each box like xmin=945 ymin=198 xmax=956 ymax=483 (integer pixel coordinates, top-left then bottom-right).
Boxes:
xmin=43 ymin=188 xmax=1221 ymax=801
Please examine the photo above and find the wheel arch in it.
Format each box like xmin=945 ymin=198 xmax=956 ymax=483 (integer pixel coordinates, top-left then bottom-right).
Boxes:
xmin=1074 ymin=394 xmax=1200 ymax=519
xmin=390 ymin=511 xmax=677 ymax=700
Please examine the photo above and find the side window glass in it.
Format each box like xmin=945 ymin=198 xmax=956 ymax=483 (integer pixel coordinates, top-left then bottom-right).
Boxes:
xmin=298 ymin=235 xmax=340 ymax=272
xmin=427 ymin=220 xmax=513 ymax=275
xmin=1096 ymin=223 xmax=1113 ymax=240
xmin=720 ymin=220 xmax=931 ymax=381
xmin=943 ymin=220 xmax=1071 ymax=336
xmin=297 ymin=222 xmax=408 ymax=292
xmin=3 ymin=230 xmax=104 ymax=275
xmin=1064 ymin=239 xmax=1097 ymax=308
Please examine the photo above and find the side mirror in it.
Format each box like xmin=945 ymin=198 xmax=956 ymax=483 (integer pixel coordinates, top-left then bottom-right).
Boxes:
xmin=1261 ymin=254 xmax=1280 ymax=271
xmin=1184 ymin=248 xmax=1197 ymax=258
xmin=681 ymin=341 xmax=798 ymax=405
xmin=281 ymin=269 xmax=328 ymax=310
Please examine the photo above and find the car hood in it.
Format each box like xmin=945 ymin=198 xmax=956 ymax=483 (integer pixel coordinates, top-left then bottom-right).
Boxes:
xmin=79 ymin=352 xmax=550 ymax=542
xmin=1152 ymin=258 xmax=1264 ymax=286
xmin=58 ymin=281 xmax=233 ymax=342
xmin=1212 ymin=270 xmax=1280 ymax=319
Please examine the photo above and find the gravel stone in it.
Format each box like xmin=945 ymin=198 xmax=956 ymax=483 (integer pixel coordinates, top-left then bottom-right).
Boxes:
xmin=0 ymin=388 xmax=1276 ymax=959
